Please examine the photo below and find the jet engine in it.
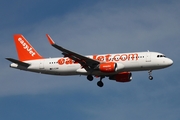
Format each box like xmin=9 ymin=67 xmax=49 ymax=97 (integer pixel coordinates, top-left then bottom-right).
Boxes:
xmin=98 ymin=62 xmax=124 ymax=73
xmin=109 ymin=72 xmax=132 ymax=82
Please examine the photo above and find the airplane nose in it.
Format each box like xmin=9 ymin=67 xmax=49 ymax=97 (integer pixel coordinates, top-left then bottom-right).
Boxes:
xmin=167 ymin=58 xmax=173 ymax=66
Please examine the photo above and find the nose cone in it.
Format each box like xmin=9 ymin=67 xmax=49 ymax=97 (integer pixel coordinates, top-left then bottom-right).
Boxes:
xmin=166 ymin=58 xmax=173 ymax=66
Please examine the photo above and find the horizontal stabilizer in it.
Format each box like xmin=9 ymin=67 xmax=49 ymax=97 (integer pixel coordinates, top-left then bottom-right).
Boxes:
xmin=6 ymin=58 xmax=30 ymax=67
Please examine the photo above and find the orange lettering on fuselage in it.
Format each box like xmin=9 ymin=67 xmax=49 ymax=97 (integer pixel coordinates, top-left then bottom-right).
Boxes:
xmin=113 ymin=55 xmax=120 ymax=61
xmin=65 ymin=58 xmax=73 ymax=64
xmin=127 ymin=53 xmax=138 ymax=60
xmin=57 ymin=53 xmax=139 ymax=65
xmin=105 ymin=54 xmax=111 ymax=62
xmin=58 ymin=58 xmax=65 ymax=65
xmin=97 ymin=56 xmax=104 ymax=62
xmin=120 ymin=54 xmax=127 ymax=61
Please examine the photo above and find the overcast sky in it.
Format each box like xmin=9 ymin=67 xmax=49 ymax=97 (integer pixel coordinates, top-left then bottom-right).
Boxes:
xmin=0 ymin=0 xmax=180 ymax=120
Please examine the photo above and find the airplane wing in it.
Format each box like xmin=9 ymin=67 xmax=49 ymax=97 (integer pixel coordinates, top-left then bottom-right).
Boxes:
xmin=46 ymin=34 xmax=100 ymax=70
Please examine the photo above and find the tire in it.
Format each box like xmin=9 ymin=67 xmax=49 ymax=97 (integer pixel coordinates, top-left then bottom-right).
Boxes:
xmin=97 ymin=81 xmax=104 ymax=87
xmin=87 ymin=75 xmax=93 ymax=81
xmin=149 ymin=76 xmax=153 ymax=80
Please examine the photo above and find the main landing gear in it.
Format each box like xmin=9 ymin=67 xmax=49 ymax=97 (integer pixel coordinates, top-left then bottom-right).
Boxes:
xmin=148 ymin=70 xmax=153 ymax=80
xmin=87 ymin=75 xmax=105 ymax=87
xmin=87 ymin=75 xmax=93 ymax=81
xmin=97 ymin=76 xmax=105 ymax=87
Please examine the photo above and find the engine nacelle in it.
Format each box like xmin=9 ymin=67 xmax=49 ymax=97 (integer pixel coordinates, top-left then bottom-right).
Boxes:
xmin=109 ymin=72 xmax=132 ymax=82
xmin=99 ymin=62 xmax=124 ymax=73
xmin=99 ymin=62 xmax=116 ymax=73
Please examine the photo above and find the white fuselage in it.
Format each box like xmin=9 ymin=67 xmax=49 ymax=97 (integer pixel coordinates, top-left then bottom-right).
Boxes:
xmin=10 ymin=51 xmax=173 ymax=76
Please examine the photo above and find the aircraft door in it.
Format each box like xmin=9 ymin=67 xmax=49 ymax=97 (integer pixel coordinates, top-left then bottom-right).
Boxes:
xmin=146 ymin=52 xmax=151 ymax=62
xmin=39 ymin=60 xmax=44 ymax=69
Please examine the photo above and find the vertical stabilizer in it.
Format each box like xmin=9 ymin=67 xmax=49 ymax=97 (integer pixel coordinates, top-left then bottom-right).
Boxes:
xmin=14 ymin=34 xmax=43 ymax=61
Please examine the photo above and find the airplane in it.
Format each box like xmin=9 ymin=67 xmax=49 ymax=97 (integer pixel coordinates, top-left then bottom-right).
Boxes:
xmin=6 ymin=34 xmax=173 ymax=87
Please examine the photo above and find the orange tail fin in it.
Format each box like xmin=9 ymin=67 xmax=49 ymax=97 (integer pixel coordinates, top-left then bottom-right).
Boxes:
xmin=14 ymin=34 xmax=43 ymax=61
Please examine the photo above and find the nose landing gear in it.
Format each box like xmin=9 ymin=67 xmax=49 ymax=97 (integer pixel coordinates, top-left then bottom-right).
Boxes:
xmin=149 ymin=76 xmax=153 ymax=80
xmin=148 ymin=70 xmax=153 ymax=80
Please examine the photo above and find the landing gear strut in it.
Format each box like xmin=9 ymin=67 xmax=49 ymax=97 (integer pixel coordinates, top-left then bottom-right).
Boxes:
xmin=148 ymin=70 xmax=153 ymax=80
xmin=97 ymin=76 xmax=105 ymax=87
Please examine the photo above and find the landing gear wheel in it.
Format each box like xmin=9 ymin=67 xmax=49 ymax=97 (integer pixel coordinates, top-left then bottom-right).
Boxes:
xmin=148 ymin=70 xmax=153 ymax=80
xmin=149 ymin=76 xmax=153 ymax=80
xmin=97 ymin=81 xmax=104 ymax=87
xmin=87 ymin=75 xmax=93 ymax=81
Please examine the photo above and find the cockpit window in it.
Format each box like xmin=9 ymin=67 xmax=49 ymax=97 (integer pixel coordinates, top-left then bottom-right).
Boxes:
xmin=157 ymin=55 xmax=166 ymax=58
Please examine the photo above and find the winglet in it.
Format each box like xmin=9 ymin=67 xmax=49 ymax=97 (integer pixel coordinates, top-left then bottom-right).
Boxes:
xmin=46 ymin=34 xmax=55 ymax=45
